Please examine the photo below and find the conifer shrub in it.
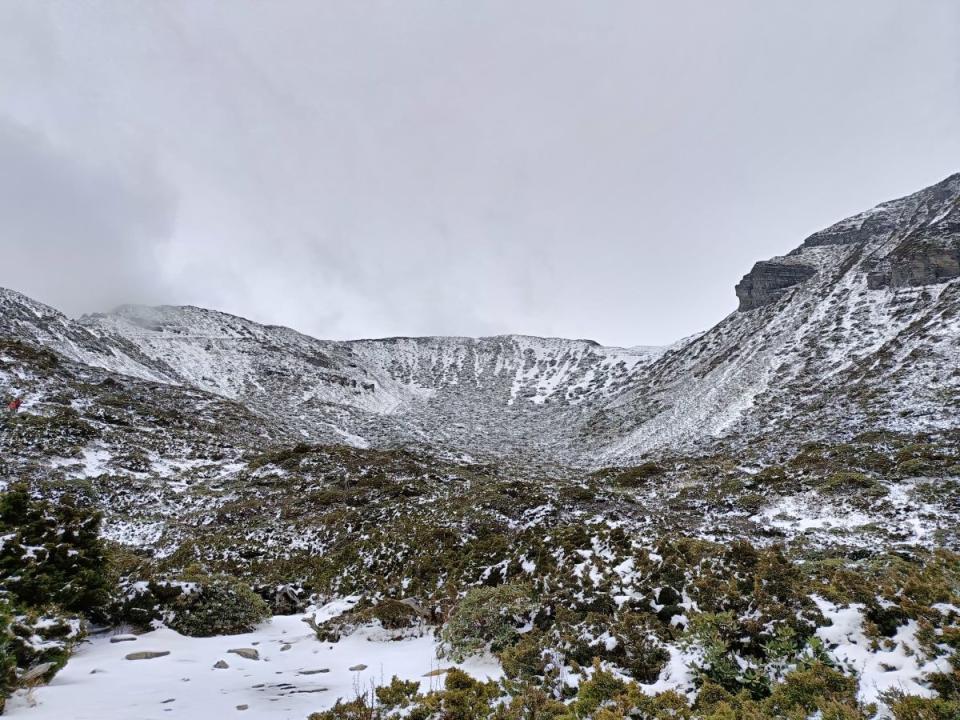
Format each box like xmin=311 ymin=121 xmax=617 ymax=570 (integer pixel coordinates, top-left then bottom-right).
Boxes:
xmin=818 ymin=471 xmax=887 ymax=497
xmin=0 ymin=483 xmax=113 ymax=621
xmin=883 ymin=690 xmax=960 ymax=720
xmin=166 ymin=576 xmax=270 ymax=637
xmin=116 ymin=573 xmax=269 ymax=637
xmin=0 ymin=601 xmax=15 ymax=714
xmin=374 ymin=677 xmax=420 ymax=709
xmin=441 ymin=583 xmax=537 ymax=661
xmin=312 ymin=599 xmax=424 ymax=642
xmin=0 ymin=600 xmax=84 ymax=710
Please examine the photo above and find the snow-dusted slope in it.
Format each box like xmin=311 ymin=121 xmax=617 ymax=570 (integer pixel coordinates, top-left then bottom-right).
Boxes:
xmin=2 ymin=172 xmax=958 ymax=466
xmin=1 ymin=289 xmax=664 ymax=462
xmin=590 ymin=172 xmax=960 ymax=462
xmin=0 ymin=289 xmax=175 ymax=383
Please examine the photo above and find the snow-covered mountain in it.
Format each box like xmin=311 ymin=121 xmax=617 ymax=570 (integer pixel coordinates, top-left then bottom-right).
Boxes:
xmin=1 ymin=290 xmax=668 ymax=464
xmin=2 ymin=173 xmax=958 ymax=466
xmin=591 ymin=171 xmax=960 ymax=462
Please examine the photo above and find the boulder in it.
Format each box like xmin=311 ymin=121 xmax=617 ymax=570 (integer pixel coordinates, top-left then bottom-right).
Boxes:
xmin=125 ymin=651 xmax=170 ymax=661
xmin=228 ymin=648 xmax=259 ymax=661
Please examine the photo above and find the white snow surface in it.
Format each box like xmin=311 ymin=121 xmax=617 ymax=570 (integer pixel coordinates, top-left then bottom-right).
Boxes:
xmin=812 ymin=596 xmax=953 ymax=708
xmin=7 ymin=600 xmax=502 ymax=720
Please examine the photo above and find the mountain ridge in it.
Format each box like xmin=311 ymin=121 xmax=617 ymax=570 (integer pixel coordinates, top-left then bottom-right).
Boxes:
xmin=2 ymin=172 xmax=959 ymax=467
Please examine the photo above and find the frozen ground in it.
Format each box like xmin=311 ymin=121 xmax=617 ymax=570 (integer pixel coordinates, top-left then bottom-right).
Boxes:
xmin=6 ymin=599 xmax=502 ymax=720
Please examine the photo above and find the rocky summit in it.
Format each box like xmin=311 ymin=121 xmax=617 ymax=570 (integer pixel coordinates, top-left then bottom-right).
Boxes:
xmin=2 ymin=173 xmax=960 ymax=720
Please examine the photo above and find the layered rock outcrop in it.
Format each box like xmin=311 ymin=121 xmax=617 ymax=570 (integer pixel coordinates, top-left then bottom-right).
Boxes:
xmin=866 ymin=194 xmax=960 ymax=288
xmin=735 ymin=260 xmax=816 ymax=311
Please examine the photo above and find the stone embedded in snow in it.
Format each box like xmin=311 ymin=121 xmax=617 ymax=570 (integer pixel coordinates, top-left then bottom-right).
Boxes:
xmin=125 ymin=651 xmax=170 ymax=661
xmin=236 ymin=705 xmax=248 ymax=711
xmin=228 ymin=648 xmax=259 ymax=661
xmin=298 ymin=668 xmax=329 ymax=675
xmin=21 ymin=662 xmax=55 ymax=683
xmin=280 ymin=644 xmax=292 ymax=651
xmin=110 ymin=634 xmax=137 ymax=643
xmin=213 ymin=660 xmax=229 ymax=669
xmin=347 ymin=664 xmax=367 ymax=671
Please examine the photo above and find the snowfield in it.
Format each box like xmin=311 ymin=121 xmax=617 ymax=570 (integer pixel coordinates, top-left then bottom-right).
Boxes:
xmin=6 ymin=599 xmax=503 ymax=720
xmin=9 ymin=595 xmax=953 ymax=719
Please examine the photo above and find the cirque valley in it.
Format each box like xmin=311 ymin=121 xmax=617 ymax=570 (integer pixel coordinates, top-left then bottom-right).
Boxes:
xmin=4 ymin=173 xmax=960 ymax=469
xmin=0 ymin=173 xmax=959 ymax=719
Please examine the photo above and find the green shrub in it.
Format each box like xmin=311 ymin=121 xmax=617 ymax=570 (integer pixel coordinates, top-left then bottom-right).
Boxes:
xmin=818 ymin=472 xmax=887 ymax=497
xmin=441 ymin=583 xmax=536 ymax=661
xmin=308 ymin=697 xmax=379 ymax=720
xmin=501 ymin=687 xmax=567 ymax=719
xmin=375 ymin=676 xmax=421 ymax=709
xmin=0 ymin=602 xmax=84 ymax=711
xmin=166 ymin=576 xmax=270 ymax=637
xmin=597 ymin=462 xmax=665 ymax=488
xmin=883 ymin=690 xmax=960 ymax=720
xmin=765 ymin=663 xmax=861 ymax=718
xmin=607 ymin=612 xmax=670 ymax=682
xmin=0 ymin=601 xmax=15 ymax=713
xmin=371 ymin=600 xmax=422 ymax=630
xmin=896 ymin=458 xmax=934 ymax=477
xmin=404 ymin=669 xmax=501 ymax=720
xmin=570 ymin=659 xmax=627 ymax=716
xmin=499 ymin=631 xmax=548 ymax=680
xmin=0 ymin=483 xmax=113 ymax=621
xmin=313 ymin=599 xmax=424 ymax=642
xmin=885 ymin=693 xmax=960 ymax=720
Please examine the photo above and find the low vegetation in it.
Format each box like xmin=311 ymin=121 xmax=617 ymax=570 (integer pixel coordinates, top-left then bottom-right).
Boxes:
xmin=2 ymin=429 xmax=959 ymax=716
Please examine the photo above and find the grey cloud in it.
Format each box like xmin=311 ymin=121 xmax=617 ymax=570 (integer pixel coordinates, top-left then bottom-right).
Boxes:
xmin=0 ymin=2 xmax=958 ymax=345
xmin=0 ymin=117 xmax=177 ymax=314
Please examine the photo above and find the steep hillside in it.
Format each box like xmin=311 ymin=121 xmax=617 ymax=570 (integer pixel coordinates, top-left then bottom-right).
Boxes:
xmin=589 ymin=173 xmax=960 ymax=463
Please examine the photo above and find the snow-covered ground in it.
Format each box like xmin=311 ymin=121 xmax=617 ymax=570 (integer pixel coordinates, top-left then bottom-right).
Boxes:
xmin=813 ymin=596 xmax=953 ymax=707
xmin=6 ymin=599 xmax=502 ymax=720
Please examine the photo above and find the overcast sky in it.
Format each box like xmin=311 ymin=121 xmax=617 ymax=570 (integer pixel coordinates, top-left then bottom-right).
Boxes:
xmin=0 ymin=2 xmax=958 ymax=346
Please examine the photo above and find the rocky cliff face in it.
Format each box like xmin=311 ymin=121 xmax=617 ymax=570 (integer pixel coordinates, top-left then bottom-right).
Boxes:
xmin=1 ymin=173 xmax=958 ymax=467
xmin=735 ymin=260 xmax=816 ymax=310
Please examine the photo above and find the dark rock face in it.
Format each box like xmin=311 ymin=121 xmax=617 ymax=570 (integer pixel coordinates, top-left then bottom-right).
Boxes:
xmin=867 ymin=205 xmax=960 ymax=289
xmin=735 ymin=261 xmax=816 ymax=311
xmin=868 ymin=240 xmax=960 ymax=289
xmin=801 ymin=214 xmax=899 ymax=248
xmin=802 ymin=173 xmax=960 ymax=250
